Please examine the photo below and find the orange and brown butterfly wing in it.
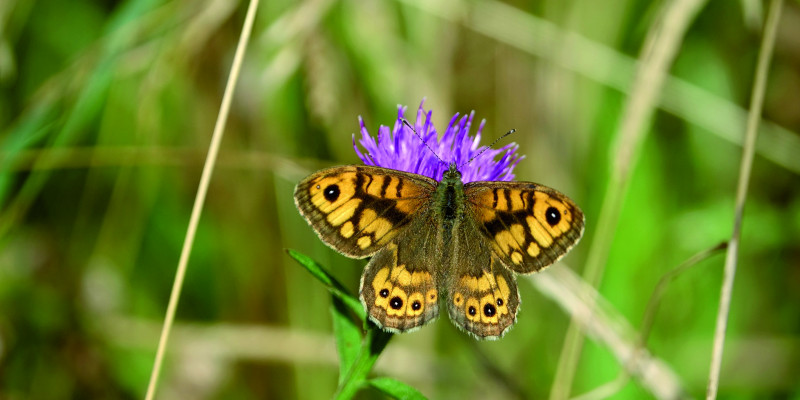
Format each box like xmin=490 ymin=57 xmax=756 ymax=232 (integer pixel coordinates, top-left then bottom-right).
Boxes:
xmin=359 ymin=216 xmax=440 ymax=332
xmin=464 ymin=181 xmax=585 ymax=274
xmin=445 ymin=218 xmax=520 ymax=339
xmin=293 ymin=165 xmax=436 ymax=258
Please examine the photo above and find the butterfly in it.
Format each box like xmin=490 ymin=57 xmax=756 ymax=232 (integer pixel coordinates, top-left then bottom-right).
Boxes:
xmin=294 ymin=163 xmax=584 ymax=339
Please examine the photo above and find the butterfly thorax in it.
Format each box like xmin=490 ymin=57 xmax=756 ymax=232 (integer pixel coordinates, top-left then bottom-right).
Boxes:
xmin=434 ymin=164 xmax=467 ymax=239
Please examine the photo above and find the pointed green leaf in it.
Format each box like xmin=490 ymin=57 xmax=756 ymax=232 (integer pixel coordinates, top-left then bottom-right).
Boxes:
xmin=334 ymin=326 xmax=394 ymax=399
xmin=331 ymin=297 xmax=362 ymax=383
xmin=368 ymin=377 xmax=427 ymax=400
xmin=285 ymin=249 xmax=366 ymax=321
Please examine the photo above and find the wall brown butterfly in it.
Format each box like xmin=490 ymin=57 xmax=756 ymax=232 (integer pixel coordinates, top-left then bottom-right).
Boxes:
xmin=294 ymin=162 xmax=583 ymax=339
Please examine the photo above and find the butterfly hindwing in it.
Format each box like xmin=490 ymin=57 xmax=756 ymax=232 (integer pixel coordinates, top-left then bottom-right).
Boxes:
xmin=446 ymin=218 xmax=520 ymax=339
xmin=359 ymin=216 xmax=440 ymax=332
xmin=464 ymin=181 xmax=585 ymax=274
xmin=294 ymin=166 xmax=436 ymax=258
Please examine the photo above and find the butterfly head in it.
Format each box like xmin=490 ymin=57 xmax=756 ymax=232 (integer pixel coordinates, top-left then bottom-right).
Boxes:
xmin=442 ymin=163 xmax=462 ymax=182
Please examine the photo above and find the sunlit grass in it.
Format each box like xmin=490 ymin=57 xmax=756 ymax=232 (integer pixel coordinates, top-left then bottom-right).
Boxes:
xmin=1 ymin=0 xmax=799 ymax=398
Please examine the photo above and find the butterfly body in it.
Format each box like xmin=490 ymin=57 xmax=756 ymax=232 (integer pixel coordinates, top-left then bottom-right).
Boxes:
xmin=431 ymin=166 xmax=465 ymax=261
xmin=294 ymin=163 xmax=583 ymax=339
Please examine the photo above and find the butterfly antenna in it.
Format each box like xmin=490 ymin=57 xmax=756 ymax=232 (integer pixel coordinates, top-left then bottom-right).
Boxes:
xmin=402 ymin=118 xmax=445 ymax=164
xmin=460 ymin=128 xmax=516 ymax=168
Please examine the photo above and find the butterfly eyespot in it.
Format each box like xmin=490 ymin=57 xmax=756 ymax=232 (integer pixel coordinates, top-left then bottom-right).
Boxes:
xmin=411 ymin=301 xmax=422 ymax=311
xmin=483 ymin=303 xmax=496 ymax=317
xmin=468 ymin=306 xmax=477 ymax=316
xmin=545 ymin=206 xmax=561 ymax=226
xmin=390 ymin=296 xmax=404 ymax=310
xmin=496 ymin=298 xmax=504 ymax=306
xmin=379 ymin=289 xmax=389 ymax=298
xmin=323 ymin=185 xmax=340 ymax=202
xmin=426 ymin=289 xmax=437 ymax=303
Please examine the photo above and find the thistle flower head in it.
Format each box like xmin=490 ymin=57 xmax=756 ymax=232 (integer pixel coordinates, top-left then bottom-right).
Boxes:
xmin=353 ymin=101 xmax=523 ymax=183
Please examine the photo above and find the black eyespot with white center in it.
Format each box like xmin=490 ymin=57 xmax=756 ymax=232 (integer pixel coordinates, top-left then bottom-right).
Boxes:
xmin=496 ymin=298 xmax=504 ymax=306
xmin=379 ymin=289 xmax=389 ymax=298
xmin=468 ymin=306 xmax=477 ymax=316
xmin=323 ymin=184 xmax=340 ymax=202
xmin=483 ymin=303 xmax=496 ymax=317
xmin=545 ymin=206 xmax=561 ymax=226
xmin=390 ymin=296 xmax=403 ymax=310
xmin=411 ymin=301 xmax=421 ymax=311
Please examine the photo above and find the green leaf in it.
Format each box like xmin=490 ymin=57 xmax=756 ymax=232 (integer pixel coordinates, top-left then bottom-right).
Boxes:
xmin=331 ymin=297 xmax=362 ymax=383
xmin=334 ymin=326 xmax=393 ymax=399
xmin=285 ymin=249 xmax=366 ymax=321
xmin=368 ymin=377 xmax=427 ymax=400
xmin=286 ymin=250 xmax=398 ymax=399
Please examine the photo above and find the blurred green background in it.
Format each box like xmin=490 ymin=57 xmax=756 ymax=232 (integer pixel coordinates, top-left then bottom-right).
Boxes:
xmin=2 ymin=0 xmax=799 ymax=398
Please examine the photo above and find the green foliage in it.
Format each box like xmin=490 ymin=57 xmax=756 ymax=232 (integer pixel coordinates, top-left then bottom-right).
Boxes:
xmin=289 ymin=250 xmax=421 ymax=399
xmin=368 ymin=377 xmax=427 ymax=400
xmin=1 ymin=0 xmax=799 ymax=398
xmin=287 ymin=249 xmax=365 ymax=321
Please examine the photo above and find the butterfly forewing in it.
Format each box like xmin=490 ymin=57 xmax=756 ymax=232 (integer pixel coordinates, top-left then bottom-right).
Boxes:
xmin=464 ymin=181 xmax=585 ymax=274
xmin=293 ymin=166 xmax=436 ymax=258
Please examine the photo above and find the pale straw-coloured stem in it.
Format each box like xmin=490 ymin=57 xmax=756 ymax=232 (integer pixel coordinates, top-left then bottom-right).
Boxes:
xmin=143 ymin=0 xmax=261 ymax=398
xmin=550 ymin=0 xmax=707 ymax=398
xmin=531 ymin=267 xmax=685 ymax=399
xmin=706 ymin=1 xmax=783 ymax=398
xmin=568 ymin=243 xmax=726 ymax=400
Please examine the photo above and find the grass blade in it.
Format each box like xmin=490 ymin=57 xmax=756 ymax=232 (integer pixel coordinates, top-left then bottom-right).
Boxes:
xmin=706 ymin=0 xmax=783 ymax=398
xmin=143 ymin=0 xmax=261 ymax=398
xmin=551 ymin=0 xmax=708 ymax=397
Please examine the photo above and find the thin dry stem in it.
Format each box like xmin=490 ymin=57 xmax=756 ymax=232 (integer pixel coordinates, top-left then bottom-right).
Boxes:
xmin=551 ymin=0 xmax=707 ymax=398
xmin=143 ymin=0 xmax=261 ymax=398
xmin=103 ymin=317 xmax=438 ymax=382
xmin=569 ymin=243 xmax=726 ymax=400
xmin=530 ymin=267 xmax=685 ymax=400
xmin=569 ymin=372 xmax=629 ymax=400
xmin=706 ymin=0 xmax=783 ymax=398
xmin=640 ymin=243 xmax=727 ymax=343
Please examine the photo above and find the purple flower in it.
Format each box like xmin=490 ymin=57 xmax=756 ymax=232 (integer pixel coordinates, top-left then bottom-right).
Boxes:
xmin=353 ymin=101 xmax=523 ymax=183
